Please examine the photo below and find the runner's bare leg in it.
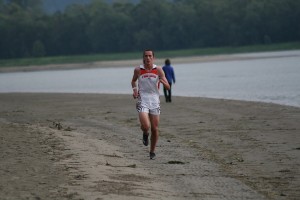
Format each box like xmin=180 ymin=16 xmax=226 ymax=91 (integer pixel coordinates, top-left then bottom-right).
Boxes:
xmin=149 ymin=114 xmax=159 ymax=153
xmin=139 ymin=112 xmax=150 ymax=133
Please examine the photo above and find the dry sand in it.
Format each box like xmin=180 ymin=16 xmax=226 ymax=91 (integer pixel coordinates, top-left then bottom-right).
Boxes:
xmin=0 ymin=93 xmax=299 ymax=200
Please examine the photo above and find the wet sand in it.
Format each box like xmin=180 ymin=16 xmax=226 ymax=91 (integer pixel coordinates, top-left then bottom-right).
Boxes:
xmin=0 ymin=93 xmax=299 ymax=199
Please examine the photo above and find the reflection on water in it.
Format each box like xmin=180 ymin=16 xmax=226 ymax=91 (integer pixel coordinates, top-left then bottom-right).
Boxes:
xmin=0 ymin=51 xmax=300 ymax=107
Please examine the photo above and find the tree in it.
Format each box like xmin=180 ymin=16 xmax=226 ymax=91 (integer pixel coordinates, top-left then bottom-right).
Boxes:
xmin=7 ymin=0 xmax=42 ymax=10
xmin=1 ymin=0 xmax=299 ymax=59
xmin=32 ymin=40 xmax=46 ymax=57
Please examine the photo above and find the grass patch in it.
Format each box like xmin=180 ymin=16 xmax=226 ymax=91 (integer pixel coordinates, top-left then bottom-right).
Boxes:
xmin=1 ymin=42 xmax=299 ymax=68
xmin=0 ymin=52 xmax=141 ymax=68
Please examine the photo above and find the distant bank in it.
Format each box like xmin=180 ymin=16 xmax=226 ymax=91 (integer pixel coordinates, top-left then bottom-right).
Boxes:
xmin=1 ymin=42 xmax=300 ymax=70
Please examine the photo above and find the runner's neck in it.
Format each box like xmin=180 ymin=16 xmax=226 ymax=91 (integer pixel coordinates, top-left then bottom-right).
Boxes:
xmin=144 ymin=64 xmax=154 ymax=70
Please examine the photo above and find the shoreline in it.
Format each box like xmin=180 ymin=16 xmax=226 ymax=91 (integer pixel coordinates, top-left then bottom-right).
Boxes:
xmin=1 ymin=50 xmax=300 ymax=73
xmin=1 ymin=93 xmax=299 ymax=199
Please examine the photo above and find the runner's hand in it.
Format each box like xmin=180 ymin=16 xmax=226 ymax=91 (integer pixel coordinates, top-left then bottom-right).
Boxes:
xmin=133 ymin=89 xmax=138 ymax=99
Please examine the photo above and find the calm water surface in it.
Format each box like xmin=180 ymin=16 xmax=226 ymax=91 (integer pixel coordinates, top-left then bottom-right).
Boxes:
xmin=0 ymin=51 xmax=299 ymax=107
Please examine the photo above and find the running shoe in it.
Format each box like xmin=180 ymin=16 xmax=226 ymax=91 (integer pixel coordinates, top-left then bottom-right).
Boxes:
xmin=143 ymin=133 xmax=149 ymax=146
xmin=150 ymin=152 xmax=156 ymax=160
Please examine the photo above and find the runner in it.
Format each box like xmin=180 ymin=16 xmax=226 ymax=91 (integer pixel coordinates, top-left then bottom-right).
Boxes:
xmin=131 ymin=49 xmax=170 ymax=159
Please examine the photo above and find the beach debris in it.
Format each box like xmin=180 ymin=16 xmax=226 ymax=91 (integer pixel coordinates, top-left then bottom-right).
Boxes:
xmin=100 ymin=153 xmax=122 ymax=158
xmin=47 ymin=120 xmax=62 ymax=130
xmin=53 ymin=122 xmax=62 ymax=130
xmin=167 ymin=160 xmax=185 ymax=164
xmin=74 ymin=174 xmax=87 ymax=180
xmin=64 ymin=126 xmax=73 ymax=131
xmin=47 ymin=119 xmax=75 ymax=131
xmin=227 ymin=156 xmax=244 ymax=165
xmin=279 ymin=169 xmax=291 ymax=173
xmin=106 ymin=161 xmax=136 ymax=168
xmin=106 ymin=161 xmax=111 ymax=166
xmin=126 ymin=164 xmax=137 ymax=168
xmin=235 ymin=157 xmax=244 ymax=162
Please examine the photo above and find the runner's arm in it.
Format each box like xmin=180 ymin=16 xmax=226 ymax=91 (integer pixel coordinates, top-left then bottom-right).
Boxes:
xmin=158 ymin=67 xmax=170 ymax=90
xmin=131 ymin=67 xmax=139 ymax=99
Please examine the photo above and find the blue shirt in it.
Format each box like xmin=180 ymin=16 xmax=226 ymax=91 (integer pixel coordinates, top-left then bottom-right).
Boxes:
xmin=162 ymin=65 xmax=175 ymax=84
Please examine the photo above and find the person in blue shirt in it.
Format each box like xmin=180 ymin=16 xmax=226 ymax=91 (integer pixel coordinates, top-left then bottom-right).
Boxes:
xmin=162 ymin=59 xmax=176 ymax=102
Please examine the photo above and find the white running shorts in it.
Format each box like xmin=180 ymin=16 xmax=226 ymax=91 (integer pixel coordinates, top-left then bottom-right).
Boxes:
xmin=136 ymin=100 xmax=160 ymax=115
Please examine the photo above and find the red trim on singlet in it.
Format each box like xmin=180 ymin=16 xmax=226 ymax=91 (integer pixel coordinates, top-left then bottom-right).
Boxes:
xmin=139 ymin=66 xmax=160 ymax=90
xmin=140 ymin=68 xmax=158 ymax=75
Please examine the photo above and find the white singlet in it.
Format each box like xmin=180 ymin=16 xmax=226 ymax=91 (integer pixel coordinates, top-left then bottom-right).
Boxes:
xmin=136 ymin=64 xmax=160 ymax=114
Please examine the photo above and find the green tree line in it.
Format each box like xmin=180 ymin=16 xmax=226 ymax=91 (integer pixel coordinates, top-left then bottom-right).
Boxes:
xmin=0 ymin=0 xmax=299 ymax=59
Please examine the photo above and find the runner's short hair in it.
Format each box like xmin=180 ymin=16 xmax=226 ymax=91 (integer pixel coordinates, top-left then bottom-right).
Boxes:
xmin=143 ymin=49 xmax=154 ymax=57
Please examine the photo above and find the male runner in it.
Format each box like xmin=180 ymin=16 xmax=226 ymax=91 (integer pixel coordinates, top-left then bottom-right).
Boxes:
xmin=131 ymin=49 xmax=170 ymax=159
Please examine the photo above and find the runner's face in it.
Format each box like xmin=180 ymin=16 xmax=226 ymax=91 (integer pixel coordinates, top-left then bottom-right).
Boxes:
xmin=143 ymin=51 xmax=154 ymax=66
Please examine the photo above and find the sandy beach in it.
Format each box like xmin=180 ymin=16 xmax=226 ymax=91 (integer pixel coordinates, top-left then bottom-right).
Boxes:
xmin=0 ymin=93 xmax=299 ymax=199
xmin=1 ymin=49 xmax=300 ymax=199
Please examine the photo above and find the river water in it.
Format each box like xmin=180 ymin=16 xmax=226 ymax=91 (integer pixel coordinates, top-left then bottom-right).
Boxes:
xmin=0 ymin=50 xmax=299 ymax=107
